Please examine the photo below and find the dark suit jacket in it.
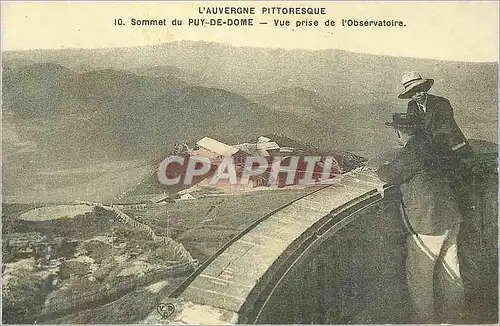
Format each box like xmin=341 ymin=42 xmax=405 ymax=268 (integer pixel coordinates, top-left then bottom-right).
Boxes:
xmin=377 ymin=135 xmax=462 ymax=235
xmin=407 ymin=94 xmax=472 ymax=158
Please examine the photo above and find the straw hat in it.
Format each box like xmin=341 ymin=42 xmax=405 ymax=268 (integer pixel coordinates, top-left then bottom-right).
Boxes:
xmin=398 ymin=71 xmax=434 ymax=99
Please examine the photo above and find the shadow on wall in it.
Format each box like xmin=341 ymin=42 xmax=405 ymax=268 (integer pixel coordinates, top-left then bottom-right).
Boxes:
xmin=248 ymin=191 xmax=413 ymax=324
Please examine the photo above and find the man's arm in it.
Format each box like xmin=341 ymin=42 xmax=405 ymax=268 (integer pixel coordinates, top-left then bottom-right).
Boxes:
xmin=407 ymin=101 xmax=419 ymax=115
xmin=432 ymin=97 xmax=471 ymax=156
xmin=431 ymin=97 xmax=454 ymax=133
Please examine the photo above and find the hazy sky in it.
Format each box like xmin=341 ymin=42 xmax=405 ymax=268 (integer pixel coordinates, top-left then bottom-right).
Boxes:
xmin=2 ymin=1 xmax=499 ymax=62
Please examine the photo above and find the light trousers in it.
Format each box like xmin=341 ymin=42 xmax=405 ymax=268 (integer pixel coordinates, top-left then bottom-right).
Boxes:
xmin=406 ymin=224 xmax=465 ymax=323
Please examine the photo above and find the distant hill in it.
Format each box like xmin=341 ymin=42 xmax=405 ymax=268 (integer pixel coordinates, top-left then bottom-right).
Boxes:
xmin=246 ymin=87 xmax=331 ymax=116
xmin=4 ymin=41 xmax=496 ymax=129
xmin=3 ymin=64 xmax=361 ymax=159
xmin=3 ymin=65 xmax=190 ymax=119
xmin=131 ymin=65 xmax=196 ymax=83
xmin=2 ymin=58 xmax=37 ymax=72
xmin=2 ymin=42 xmax=497 ymax=202
xmin=2 ymin=63 xmax=82 ymax=118
xmin=3 ymin=64 xmax=366 ymax=203
xmin=132 ymin=65 xmax=184 ymax=77
xmin=3 ymin=43 xmax=496 ymax=159
xmin=3 ymin=41 xmax=496 ymax=109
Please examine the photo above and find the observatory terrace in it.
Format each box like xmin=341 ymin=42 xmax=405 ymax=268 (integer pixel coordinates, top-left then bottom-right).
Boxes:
xmin=142 ymin=145 xmax=497 ymax=324
xmin=144 ymin=169 xmax=391 ymax=323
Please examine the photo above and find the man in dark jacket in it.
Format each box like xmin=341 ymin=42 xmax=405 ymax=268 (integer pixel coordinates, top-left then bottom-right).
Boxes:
xmin=378 ymin=113 xmax=464 ymax=323
xmin=398 ymin=72 xmax=475 ymax=206
xmin=398 ymin=71 xmax=472 ymax=159
xmin=398 ymin=72 xmax=483 ymax=321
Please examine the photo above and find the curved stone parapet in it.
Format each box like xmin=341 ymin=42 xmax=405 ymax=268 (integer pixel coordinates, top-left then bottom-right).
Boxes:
xmin=141 ymin=140 xmax=498 ymax=324
xmin=143 ymin=169 xmax=387 ymax=324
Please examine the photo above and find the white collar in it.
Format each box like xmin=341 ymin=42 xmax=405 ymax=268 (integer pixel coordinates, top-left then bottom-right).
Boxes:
xmin=416 ymin=96 xmax=428 ymax=110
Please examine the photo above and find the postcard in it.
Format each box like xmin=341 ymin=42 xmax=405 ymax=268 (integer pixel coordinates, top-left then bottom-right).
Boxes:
xmin=2 ymin=1 xmax=498 ymax=324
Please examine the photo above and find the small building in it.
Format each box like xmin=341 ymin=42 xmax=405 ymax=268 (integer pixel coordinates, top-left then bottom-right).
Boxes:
xmin=194 ymin=137 xmax=247 ymax=166
xmin=196 ymin=137 xmax=239 ymax=158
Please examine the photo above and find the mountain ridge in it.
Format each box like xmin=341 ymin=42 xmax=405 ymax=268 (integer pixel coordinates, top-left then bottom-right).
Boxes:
xmin=2 ymin=42 xmax=496 ymax=202
xmin=4 ymin=40 xmax=498 ymax=64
